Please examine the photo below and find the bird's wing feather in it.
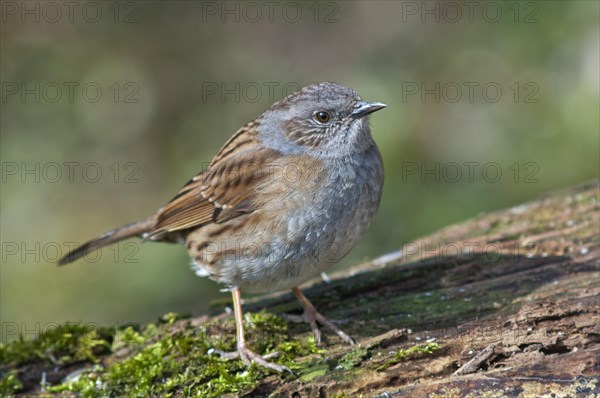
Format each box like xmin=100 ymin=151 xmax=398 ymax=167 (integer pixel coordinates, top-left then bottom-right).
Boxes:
xmin=146 ymin=121 xmax=281 ymax=239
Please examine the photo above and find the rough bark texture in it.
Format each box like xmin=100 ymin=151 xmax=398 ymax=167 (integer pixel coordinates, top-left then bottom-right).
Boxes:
xmin=247 ymin=180 xmax=599 ymax=397
xmin=3 ymin=181 xmax=599 ymax=397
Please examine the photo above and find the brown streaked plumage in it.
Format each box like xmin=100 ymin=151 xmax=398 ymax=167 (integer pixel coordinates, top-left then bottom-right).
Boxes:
xmin=58 ymin=82 xmax=387 ymax=372
xmin=147 ymin=121 xmax=265 ymax=239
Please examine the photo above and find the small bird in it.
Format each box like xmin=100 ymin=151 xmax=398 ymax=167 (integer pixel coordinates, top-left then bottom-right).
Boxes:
xmin=59 ymin=82 xmax=386 ymax=372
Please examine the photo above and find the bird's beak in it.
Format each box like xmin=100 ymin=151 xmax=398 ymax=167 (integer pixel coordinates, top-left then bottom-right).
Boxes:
xmin=350 ymin=101 xmax=387 ymax=118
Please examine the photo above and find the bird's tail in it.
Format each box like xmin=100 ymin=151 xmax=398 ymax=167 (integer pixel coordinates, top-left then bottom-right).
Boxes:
xmin=58 ymin=215 xmax=157 ymax=265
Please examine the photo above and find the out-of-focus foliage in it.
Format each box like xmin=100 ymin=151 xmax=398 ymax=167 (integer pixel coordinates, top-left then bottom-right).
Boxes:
xmin=1 ymin=1 xmax=598 ymax=338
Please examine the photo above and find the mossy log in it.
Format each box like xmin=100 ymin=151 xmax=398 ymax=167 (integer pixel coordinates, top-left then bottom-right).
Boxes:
xmin=2 ymin=181 xmax=598 ymax=397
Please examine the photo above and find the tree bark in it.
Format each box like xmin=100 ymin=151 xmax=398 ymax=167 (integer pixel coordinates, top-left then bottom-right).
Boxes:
xmin=247 ymin=180 xmax=599 ymax=397
xmin=4 ymin=181 xmax=599 ymax=397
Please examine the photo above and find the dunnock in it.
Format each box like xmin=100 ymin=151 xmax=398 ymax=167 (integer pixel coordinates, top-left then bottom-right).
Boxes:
xmin=59 ymin=82 xmax=386 ymax=372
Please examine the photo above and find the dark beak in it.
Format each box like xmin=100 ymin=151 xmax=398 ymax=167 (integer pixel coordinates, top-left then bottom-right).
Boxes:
xmin=350 ymin=101 xmax=387 ymax=118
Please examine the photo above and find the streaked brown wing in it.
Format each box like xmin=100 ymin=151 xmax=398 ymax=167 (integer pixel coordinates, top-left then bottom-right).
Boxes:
xmin=147 ymin=121 xmax=279 ymax=239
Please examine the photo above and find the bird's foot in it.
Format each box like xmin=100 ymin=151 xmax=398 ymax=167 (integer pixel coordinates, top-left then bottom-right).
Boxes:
xmin=286 ymin=288 xmax=355 ymax=345
xmin=210 ymin=346 xmax=291 ymax=373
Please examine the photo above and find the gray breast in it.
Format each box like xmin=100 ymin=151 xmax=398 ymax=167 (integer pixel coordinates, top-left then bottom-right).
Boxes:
xmin=190 ymin=143 xmax=383 ymax=293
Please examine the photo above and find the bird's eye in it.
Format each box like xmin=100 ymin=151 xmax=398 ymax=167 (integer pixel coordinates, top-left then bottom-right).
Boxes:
xmin=314 ymin=111 xmax=331 ymax=124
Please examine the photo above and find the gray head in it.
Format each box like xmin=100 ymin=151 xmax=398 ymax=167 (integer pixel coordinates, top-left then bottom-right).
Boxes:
xmin=258 ymin=82 xmax=386 ymax=157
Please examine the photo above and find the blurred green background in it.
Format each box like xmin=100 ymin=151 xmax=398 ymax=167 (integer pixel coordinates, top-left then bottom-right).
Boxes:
xmin=1 ymin=1 xmax=598 ymax=341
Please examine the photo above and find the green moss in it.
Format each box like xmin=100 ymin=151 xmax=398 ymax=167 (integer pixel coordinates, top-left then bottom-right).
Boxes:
xmin=0 ymin=370 xmax=23 ymax=397
xmin=299 ymin=363 xmax=329 ymax=382
xmin=376 ymin=342 xmax=440 ymax=371
xmin=160 ymin=312 xmax=190 ymax=325
xmin=45 ymin=312 xmax=320 ymax=397
xmin=350 ymin=286 xmax=502 ymax=333
xmin=0 ymin=323 xmax=115 ymax=367
xmin=330 ymin=394 xmax=347 ymax=398
xmin=0 ymin=312 xmax=322 ymax=396
xmin=110 ymin=325 xmax=147 ymax=352
xmin=336 ymin=347 xmax=369 ymax=370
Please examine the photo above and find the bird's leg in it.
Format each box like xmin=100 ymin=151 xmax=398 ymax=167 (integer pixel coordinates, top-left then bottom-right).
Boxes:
xmin=211 ymin=287 xmax=291 ymax=373
xmin=290 ymin=287 xmax=354 ymax=345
